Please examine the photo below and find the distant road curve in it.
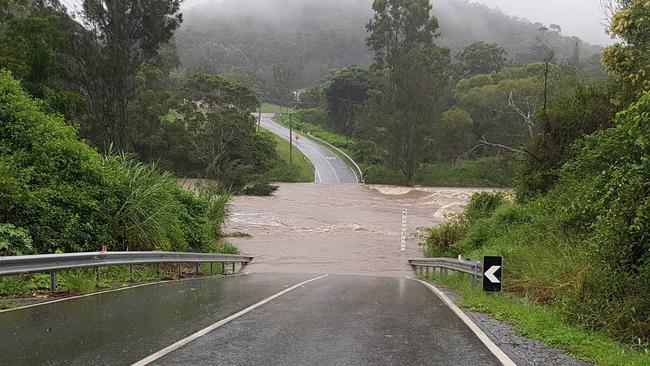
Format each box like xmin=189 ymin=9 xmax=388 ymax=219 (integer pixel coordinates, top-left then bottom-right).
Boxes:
xmin=259 ymin=113 xmax=359 ymax=184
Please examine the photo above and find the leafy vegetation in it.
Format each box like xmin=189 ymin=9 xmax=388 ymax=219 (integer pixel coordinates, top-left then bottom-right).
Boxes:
xmin=423 ymin=90 xmax=650 ymax=347
xmin=0 ymin=70 xmax=229 ymax=254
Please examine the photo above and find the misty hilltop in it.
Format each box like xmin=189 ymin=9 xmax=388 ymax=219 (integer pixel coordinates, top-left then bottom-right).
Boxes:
xmin=176 ymin=0 xmax=602 ymax=86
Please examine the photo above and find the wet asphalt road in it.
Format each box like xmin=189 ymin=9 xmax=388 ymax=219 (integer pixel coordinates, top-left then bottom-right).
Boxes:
xmin=0 ymin=274 xmax=499 ymax=366
xmin=260 ymin=114 xmax=359 ymax=184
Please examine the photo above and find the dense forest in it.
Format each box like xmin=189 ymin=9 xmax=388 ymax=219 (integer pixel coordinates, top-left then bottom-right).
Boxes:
xmin=178 ymin=0 xmax=603 ymax=88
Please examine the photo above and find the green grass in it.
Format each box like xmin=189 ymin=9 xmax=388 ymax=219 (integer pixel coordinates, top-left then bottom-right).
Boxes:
xmin=260 ymin=103 xmax=294 ymax=114
xmin=263 ymin=131 xmax=314 ymax=183
xmin=363 ymin=158 xmax=515 ymax=187
xmin=429 ymin=275 xmax=650 ymax=366
xmin=273 ymin=110 xmax=514 ymax=187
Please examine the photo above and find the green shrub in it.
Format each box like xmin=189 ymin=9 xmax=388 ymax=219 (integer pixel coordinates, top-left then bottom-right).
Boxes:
xmin=0 ymin=70 xmax=112 ymax=253
xmin=464 ymin=191 xmax=507 ymax=223
xmin=215 ymin=243 xmax=240 ymax=255
xmin=242 ymin=183 xmax=278 ymax=196
xmin=0 ymin=70 xmax=231 ymax=255
xmin=0 ymin=224 xmax=33 ymax=256
xmin=422 ymin=218 xmax=466 ymax=257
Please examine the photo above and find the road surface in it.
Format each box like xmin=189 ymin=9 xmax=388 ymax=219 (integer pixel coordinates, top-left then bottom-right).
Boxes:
xmin=260 ymin=113 xmax=359 ymax=184
xmin=0 ymin=274 xmax=500 ymax=365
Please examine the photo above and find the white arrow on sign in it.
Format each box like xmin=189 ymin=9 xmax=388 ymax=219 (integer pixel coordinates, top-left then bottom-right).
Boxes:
xmin=485 ymin=266 xmax=501 ymax=283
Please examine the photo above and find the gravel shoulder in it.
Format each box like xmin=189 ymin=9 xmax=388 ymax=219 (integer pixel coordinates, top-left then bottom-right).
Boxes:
xmin=435 ymin=284 xmax=594 ymax=366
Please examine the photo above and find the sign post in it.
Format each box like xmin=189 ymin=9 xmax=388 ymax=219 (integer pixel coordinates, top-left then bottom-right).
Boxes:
xmin=400 ymin=209 xmax=407 ymax=252
xmin=482 ymin=256 xmax=503 ymax=292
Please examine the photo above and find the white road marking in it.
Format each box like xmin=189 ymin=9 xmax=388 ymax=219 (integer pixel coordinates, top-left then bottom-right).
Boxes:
xmin=261 ymin=117 xmax=345 ymax=184
xmin=407 ymin=277 xmax=517 ymax=366
xmin=131 ymin=274 xmax=329 ymax=366
xmin=305 ymin=143 xmax=341 ymax=183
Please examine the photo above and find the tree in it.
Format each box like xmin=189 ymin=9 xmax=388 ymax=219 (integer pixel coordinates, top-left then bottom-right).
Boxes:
xmin=433 ymin=108 xmax=475 ymax=162
xmin=324 ymin=66 xmax=371 ymax=134
xmin=69 ymin=0 xmax=182 ymax=150
xmin=271 ymin=63 xmax=297 ymax=106
xmin=570 ymin=37 xmax=581 ymax=65
xmin=366 ymin=0 xmax=439 ymax=79
xmin=365 ymin=0 xmax=452 ymax=183
xmin=602 ymin=0 xmax=650 ymax=94
xmin=457 ymin=41 xmax=507 ymax=77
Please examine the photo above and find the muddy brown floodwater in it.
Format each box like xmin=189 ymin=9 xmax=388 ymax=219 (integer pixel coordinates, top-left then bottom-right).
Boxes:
xmin=226 ymin=184 xmax=495 ymax=277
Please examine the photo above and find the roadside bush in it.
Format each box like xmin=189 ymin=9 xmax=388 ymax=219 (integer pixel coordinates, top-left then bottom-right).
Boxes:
xmin=0 ymin=71 xmax=231 ymax=255
xmin=421 ymin=216 xmax=466 ymax=257
xmin=215 ymin=243 xmax=240 ymax=255
xmin=0 ymin=224 xmax=33 ymax=256
xmin=242 ymin=182 xmax=278 ymax=196
xmin=464 ymin=191 xmax=507 ymax=223
xmin=0 ymin=70 xmax=111 ymax=253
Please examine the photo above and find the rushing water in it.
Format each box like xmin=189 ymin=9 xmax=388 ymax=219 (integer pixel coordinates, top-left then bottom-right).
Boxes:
xmin=226 ymin=184 xmax=493 ymax=277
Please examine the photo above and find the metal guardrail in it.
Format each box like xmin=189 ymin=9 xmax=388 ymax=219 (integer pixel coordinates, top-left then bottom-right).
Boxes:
xmin=0 ymin=251 xmax=254 ymax=291
xmin=409 ymin=257 xmax=483 ymax=281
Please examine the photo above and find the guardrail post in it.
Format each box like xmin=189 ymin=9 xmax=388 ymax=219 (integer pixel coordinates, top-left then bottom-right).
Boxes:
xmin=221 ymin=262 xmax=225 ymax=275
xmin=426 ymin=266 xmax=430 ymax=279
xmin=156 ymin=264 xmax=160 ymax=278
xmin=196 ymin=263 xmax=200 ymax=275
xmin=96 ymin=267 xmax=101 ymax=285
xmin=232 ymin=262 xmax=235 ymax=274
xmin=49 ymin=271 xmax=56 ymax=291
xmin=210 ymin=262 xmax=214 ymax=275
xmin=129 ymin=265 xmax=133 ymax=281
xmin=177 ymin=263 xmax=182 ymax=278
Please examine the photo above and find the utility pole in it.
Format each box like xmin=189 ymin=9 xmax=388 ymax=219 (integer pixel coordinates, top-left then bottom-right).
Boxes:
xmin=257 ymin=103 xmax=262 ymax=132
xmin=289 ymin=112 xmax=293 ymax=165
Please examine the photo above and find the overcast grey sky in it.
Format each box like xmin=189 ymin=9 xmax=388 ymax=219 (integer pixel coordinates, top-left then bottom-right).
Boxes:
xmin=461 ymin=0 xmax=611 ymax=45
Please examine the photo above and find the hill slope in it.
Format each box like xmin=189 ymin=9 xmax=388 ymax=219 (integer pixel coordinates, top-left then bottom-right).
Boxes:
xmin=177 ymin=0 xmax=602 ymax=86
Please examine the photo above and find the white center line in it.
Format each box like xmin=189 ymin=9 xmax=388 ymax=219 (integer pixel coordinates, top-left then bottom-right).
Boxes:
xmin=131 ymin=274 xmax=329 ymax=366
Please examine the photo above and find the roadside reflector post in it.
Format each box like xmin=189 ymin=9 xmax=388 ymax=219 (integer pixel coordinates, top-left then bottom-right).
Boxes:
xmin=400 ymin=209 xmax=407 ymax=252
xmin=49 ymin=271 xmax=56 ymax=291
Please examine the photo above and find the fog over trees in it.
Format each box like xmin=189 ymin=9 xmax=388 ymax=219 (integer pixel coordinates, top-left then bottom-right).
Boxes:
xmin=177 ymin=0 xmax=603 ymax=87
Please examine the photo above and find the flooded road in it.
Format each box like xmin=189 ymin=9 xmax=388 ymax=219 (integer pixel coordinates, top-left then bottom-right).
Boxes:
xmin=227 ymin=183 xmax=492 ymax=277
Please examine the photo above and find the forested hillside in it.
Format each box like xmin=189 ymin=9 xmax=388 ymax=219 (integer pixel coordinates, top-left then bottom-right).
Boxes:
xmin=178 ymin=0 xmax=603 ymax=88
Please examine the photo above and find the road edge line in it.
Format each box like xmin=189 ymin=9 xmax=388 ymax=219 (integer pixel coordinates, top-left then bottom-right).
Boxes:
xmin=131 ymin=274 xmax=329 ymax=366
xmin=408 ymin=277 xmax=517 ymax=366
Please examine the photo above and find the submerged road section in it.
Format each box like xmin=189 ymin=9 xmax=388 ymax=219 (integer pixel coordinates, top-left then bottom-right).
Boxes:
xmin=259 ymin=113 xmax=359 ymax=184
xmin=1 ymin=274 xmax=501 ymax=365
